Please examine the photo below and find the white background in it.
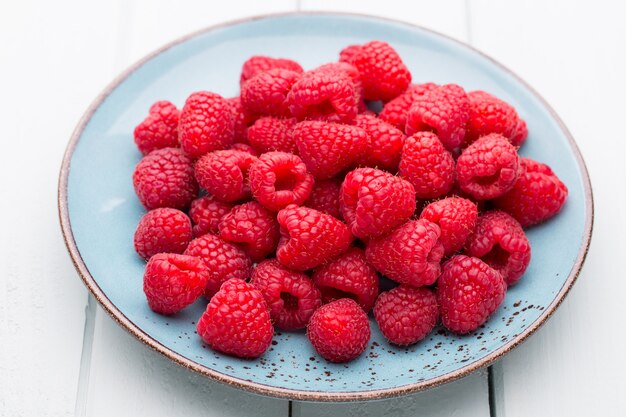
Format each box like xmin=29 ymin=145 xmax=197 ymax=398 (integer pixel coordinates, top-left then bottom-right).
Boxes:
xmin=1 ymin=1 xmax=624 ymax=416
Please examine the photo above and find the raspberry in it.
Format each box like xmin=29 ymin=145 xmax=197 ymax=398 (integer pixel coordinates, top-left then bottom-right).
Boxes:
xmin=179 ymin=91 xmax=234 ymax=158
xmin=241 ymin=68 xmax=301 ymax=118
xmin=218 ymin=201 xmax=279 ymax=261
xmin=399 ymin=132 xmax=455 ymax=199
xmin=312 ymin=247 xmax=379 ymax=312
xmin=338 ymin=44 xmax=362 ymax=65
xmin=240 ymin=55 xmax=304 ymax=86
xmin=456 ymin=133 xmax=521 ymax=200
xmin=307 ymin=298 xmax=370 ymax=363
xmin=366 ymin=219 xmax=444 ymax=287
xmin=184 ymin=234 xmax=252 ymax=298
xmin=143 ymin=253 xmax=209 ymax=315
xmin=188 ymin=195 xmax=233 ymax=237
xmin=247 ymin=117 xmax=298 ymax=154
xmin=406 ymin=84 xmax=470 ymax=151
xmin=342 ymin=41 xmax=411 ymax=101
xmin=132 ymin=147 xmax=198 ymax=210
xmin=226 ymin=97 xmax=252 ymax=144
xmin=437 ymin=255 xmax=506 ymax=334
xmin=379 ymin=83 xmax=438 ymax=131
xmin=340 ymin=168 xmax=416 ymax=239
xmin=134 ymin=208 xmax=193 ymax=260
xmin=276 ymin=205 xmax=352 ymax=271
xmin=494 ymin=158 xmax=568 ymax=227
xmin=293 ymin=121 xmax=369 ymax=180
xmin=249 ymin=152 xmax=314 ymax=212
xmin=197 ymin=279 xmax=273 ymax=359
xmin=250 ymin=259 xmax=322 ymax=330
xmin=134 ymin=101 xmax=180 ymax=155
xmin=465 ymin=90 xmax=526 ymax=147
xmin=229 ymin=142 xmax=258 ymax=156
xmin=314 ymin=62 xmax=365 ymax=104
xmin=355 ymin=114 xmax=405 ymax=172
xmin=194 ymin=150 xmax=258 ymax=202
xmin=420 ymin=197 xmax=478 ymax=256
xmin=511 ymin=119 xmax=528 ymax=146
xmin=373 ymin=286 xmax=438 ymax=346
xmin=304 ymin=178 xmax=342 ymax=219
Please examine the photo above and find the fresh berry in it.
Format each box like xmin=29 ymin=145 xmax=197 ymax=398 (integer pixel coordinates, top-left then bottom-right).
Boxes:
xmin=342 ymin=41 xmax=411 ymax=101
xmin=294 ymin=121 xmax=369 ymax=180
xmin=456 ymin=133 xmax=521 ymax=200
xmin=184 ymin=234 xmax=252 ymax=298
xmin=134 ymin=101 xmax=180 ymax=155
xmin=399 ymin=132 xmax=455 ymax=199
xmin=405 ymin=84 xmax=470 ymax=151
xmin=304 ymin=178 xmax=342 ymax=219
xmin=340 ymin=168 xmax=416 ymax=238
xmin=188 ymin=195 xmax=233 ymax=237
xmin=366 ymin=219 xmax=444 ymax=287
xmin=227 ymin=96 xmax=252 ymax=144
xmin=249 ymin=151 xmax=314 ymax=212
xmin=276 ymin=205 xmax=352 ymax=271
xmin=437 ymin=255 xmax=506 ymax=334
xmin=420 ymin=197 xmax=478 ymax=256
xmin=179 ymin=91 xmax=234 ymax=158
xmin=218 ymin=201 xmax=279 ymax=261
xmin=250 ymin=259 xmax=322 ymax=330
xmin=247 ymin=117 xmax=298 ymax=154
xmin=312 ymin=247 xmax=379 ymax=312
xmin=133 ymin=147 xmax=198 ymax=210
xmin=241 ymin=68 xmax=301 ymax=118
xmin=229 ymin=142 xmax=258 ymax=156
xmin=379 ymin=83 xmax=438 ymax=131
xmin=194 ymin=150 xmax=258 ymax=202
xmin=314 ymin=62 xmax=365 ymax=104
xmin=307 ymin=298 xmax=370 ymax=363
xmin=240 ymin=55 xmax=304 ymax=86
xmin=373 ymin=286 xmax=439 ymax=346
xmin=338 ymin=44 xmax=362 ymax=63
xmin=143 ymin=253 xmax=209 ymax=315
xmin=465 ymin=90 xmax=526 ymax=147
xmin=197 ymin=279 xmax=273 ymax=359
xmin=511 ymin=119 xmax=528 ymax=146
xmin=494 ymin=158 xmax=568 ymax=227
xmin=134 ymin=208 xmax=192 ymax=260
xmin=355 ymin=114 xmax=405 ymax=172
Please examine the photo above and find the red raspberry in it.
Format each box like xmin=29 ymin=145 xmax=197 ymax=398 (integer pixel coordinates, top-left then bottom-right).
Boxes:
xmin=249 ymin=152 xmax=314 ymax=212
xmin=276 ymin=205 xmax=352 ymax=271
xmin=342 ymin=41 xmax=411 ymax=101
xmin=340 ymin=168 xmax=416 ymax=239
xmin=250 ymin=259 xmax=322 ymax=330
xmin=456 ymin=133 xmax=521 ymax=200
xmin=355 ymin=114 xmax=405 ymax=172
xmin=226 ymin=97 xmax=253 ymax=144
xmin=379 ymin=83 xmax=439 ymax=131
xmin=184 ymin=234 xmax=252 ymax=298
xmin=179 ymin=91 xmax=234 ymax=158
xmin=373 ymin=286 xmax=439 ymax=346
xmin=240 ymin=55 xmax=304 ymax=86
xmin=229 ymin=142 xmax=258 ymax=156
xmin=338 ymin=44 xmax=362 ymax=65
xmin=406 ymin=84 xmax=470 ymax=152
xmin=304 ymin=178 xmax=342 ymax=219
xmin=132 ymin=147 xmax=198 ymax=210
xmin=240 ymin=68 xmax=301 ymax=118
xmin=189 ymin=195 xmax=233 ymax=237
xmin=314 ymin=62 xmax=365 ymax=104
xmin=494 ymin=158 xmax=568 ymax=227
xmin=307 ymin=298 xmax=370 ymax=363
xmin=218 ymin=201 xmax=279 ymax=261
xmin=287 ymin=69 xmax=358 ymax=124
xmin=247 ymin=117 xmax=298 ymax=154
xmin=134 ymin=101 xmax=180 ymax=155
xmin=197 ymin=279 xmax=273 ymax=359
xmin=194 ymin=150 xmax=258 ymax=202
xmin=437 ymin=255 xmax=506 ymax=334
xmin=293 ymin=121 xmax=369 ymax=180
xmin=312 ymin=247 xmax=379 ymax=312
xmin=143 ymin=253 xmax=209 ymax=315
xmin=511 ymin=119 xmax=528 ymax=146
xmin=366 ymin=219 xmax=444 ymax=287
xmin=465 ymin=90 xmax=527 ymax=147
xmin=134 ymin=208 xmax=192 ymax=260
xmin=420 ymin=197 xmax=478 ymax=256
xmin=399 ymin=132 xmax=455 ymax=199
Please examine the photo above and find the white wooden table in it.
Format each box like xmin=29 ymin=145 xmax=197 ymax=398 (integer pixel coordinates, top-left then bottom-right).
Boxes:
xmin=1 ymin=1 xmax=624 ymax=416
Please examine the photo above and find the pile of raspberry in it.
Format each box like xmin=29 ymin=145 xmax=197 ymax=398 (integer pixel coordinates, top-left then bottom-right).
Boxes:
xmin=132 ymin=41 xmax=568 ymax=363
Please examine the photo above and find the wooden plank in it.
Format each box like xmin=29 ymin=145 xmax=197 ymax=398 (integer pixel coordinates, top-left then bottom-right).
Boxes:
xmin=469 ymin=1 xmax=626 ymax=416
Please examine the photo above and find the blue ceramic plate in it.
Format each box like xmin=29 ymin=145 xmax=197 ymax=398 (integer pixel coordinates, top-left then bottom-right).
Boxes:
xmin=59 ymin=13 xmax=593 ymax=401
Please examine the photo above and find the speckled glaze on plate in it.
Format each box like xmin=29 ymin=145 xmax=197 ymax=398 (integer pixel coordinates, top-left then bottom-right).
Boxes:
xmin=58 ymin=12 xmax=593 ymax=401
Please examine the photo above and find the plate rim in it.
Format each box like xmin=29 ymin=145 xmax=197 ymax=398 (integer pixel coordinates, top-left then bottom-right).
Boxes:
xmin=57 ymin=11 xmax=594 ymax=402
